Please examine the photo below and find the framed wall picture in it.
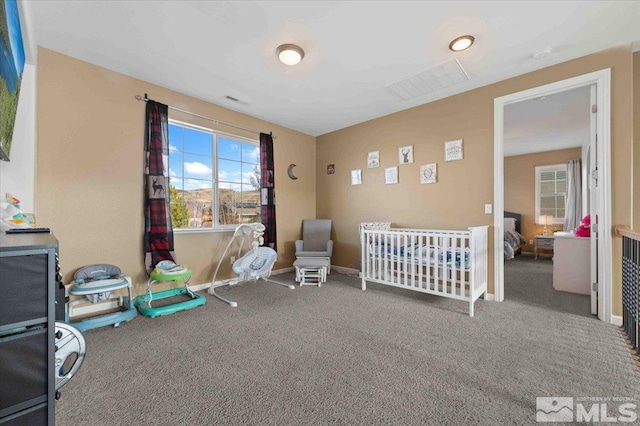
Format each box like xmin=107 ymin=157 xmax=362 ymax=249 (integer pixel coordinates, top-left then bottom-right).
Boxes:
xmin=327 ymin=164 xmax=335 ymax=174
xmin=444 ymin=139 xmax=463 ymax=162
xmin=385 ymin=166 xmax=398 ymax=184
xmin=367 ymin=151 xmax=380 ymax=168
xmin=420 ymin=163 xmax=437 ymax=184
xmin=398 ymin=145 xmax=413 ymax=165
xmin=0 ymin=0 xmax=26 ymax=162
xmin=351 ymin=169 xmax=362 ymax=185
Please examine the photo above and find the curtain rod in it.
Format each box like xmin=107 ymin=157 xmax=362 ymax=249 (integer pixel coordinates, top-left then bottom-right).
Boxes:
xmin=135 ymin=93 xmax=273 ymax=138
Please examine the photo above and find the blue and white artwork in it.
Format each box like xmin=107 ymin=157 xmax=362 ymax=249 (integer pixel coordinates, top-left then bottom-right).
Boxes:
xmin=0 ymin=0 xmax=25 ymax=161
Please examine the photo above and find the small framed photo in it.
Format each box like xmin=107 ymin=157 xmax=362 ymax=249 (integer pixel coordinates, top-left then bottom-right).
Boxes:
xmin=385 ymin=166 xmax=398 ymax=184
xmin=420 ymin=163 xmax=437 ymax=184
xmin=398 ymin=145 xmax=413 ymax=164
xmin=263 ymin=170 xmax=274 ymax=187
xmin=351 ymin=169 xmax=362 ymax=185
xmin=367 ymin=151 xmax=380 ymax=168
xmin=444 ymin=139 xmax=463 ymax=162
xmin=327 ymin=164 xmax=335 ymax=174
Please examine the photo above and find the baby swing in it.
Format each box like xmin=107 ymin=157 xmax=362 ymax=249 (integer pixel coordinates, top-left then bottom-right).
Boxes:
xmin=209 ymin=223 xmax=294 ymax=307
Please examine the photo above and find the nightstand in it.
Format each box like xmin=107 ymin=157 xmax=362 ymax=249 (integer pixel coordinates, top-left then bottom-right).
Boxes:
xmin=534 ymin=235 xmax=554 ymax=259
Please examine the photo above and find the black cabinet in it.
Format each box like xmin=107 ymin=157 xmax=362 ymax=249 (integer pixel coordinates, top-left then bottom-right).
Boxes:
xmin=0 ymin=233 xmax=59 ymax=425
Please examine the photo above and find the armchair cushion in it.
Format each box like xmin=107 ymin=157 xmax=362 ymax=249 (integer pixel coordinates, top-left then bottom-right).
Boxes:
xmin=295 ymin=240 xmax=332 ymax=258
xmin=295 ymin=220 xmax=333 ymax=258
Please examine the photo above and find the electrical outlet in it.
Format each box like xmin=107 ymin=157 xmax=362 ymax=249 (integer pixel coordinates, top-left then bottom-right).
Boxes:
xmin=230 ymin=256 xmax=236 ymax=264
xmin=528 ymin=240 xmax=533 ymax=245
xmin=484 ymin=204 xmax=492 ymax=214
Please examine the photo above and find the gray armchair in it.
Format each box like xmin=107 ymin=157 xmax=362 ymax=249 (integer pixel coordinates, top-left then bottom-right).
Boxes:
xmin=295 ymin=219 xmax=333 ymax=272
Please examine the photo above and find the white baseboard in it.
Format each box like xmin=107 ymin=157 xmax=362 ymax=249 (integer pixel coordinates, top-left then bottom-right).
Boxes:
xmin=611 ymin=315 xmax=622 ymax=326
xmin=484 ymin=293 xmax=496 ymax=301
xmin=190 ymin=282 xmax=214 ymax=292
xmin=189 ymin=267 xmax=295 ymax=292
xmin=331 ymin=265 xmax=359 ymax=276
xmin=272 ymin=267 xmax=295 ymax=275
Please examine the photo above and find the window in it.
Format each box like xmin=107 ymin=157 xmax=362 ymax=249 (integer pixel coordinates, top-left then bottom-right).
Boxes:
xmin=168 ymin=121 xmax=261 ymax=229
xmin=535 ymin=164 xmax=566 ymax=224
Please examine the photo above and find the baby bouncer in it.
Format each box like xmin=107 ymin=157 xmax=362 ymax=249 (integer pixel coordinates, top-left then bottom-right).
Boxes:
xmin=209 ymin=223 xmax=294 ymax=307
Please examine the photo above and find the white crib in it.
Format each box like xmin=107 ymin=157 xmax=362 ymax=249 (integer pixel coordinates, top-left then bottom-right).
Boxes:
xmin=359 ymin=223 xmax=488 ymax=317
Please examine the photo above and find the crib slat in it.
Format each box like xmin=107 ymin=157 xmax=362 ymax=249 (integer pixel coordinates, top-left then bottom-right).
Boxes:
xmin=453 ymin=235 xmax=459 ymax=296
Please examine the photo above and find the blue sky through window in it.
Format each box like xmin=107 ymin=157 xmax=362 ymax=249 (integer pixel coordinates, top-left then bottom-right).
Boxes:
xmin=168 ymin=122 xmax=260 ymax=226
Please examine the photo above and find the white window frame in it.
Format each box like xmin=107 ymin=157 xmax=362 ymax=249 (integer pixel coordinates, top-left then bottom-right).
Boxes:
xmin=168 ymin=119 xmax=260 ymax=232
xmin=534 ymin=163 xmax=566 ymax=225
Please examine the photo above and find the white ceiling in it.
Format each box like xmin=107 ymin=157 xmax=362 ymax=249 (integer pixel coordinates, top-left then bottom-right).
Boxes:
xmin=504 ymin=86 xmax=591 ymax=157
xmin=21 ymin=1 xmax=640 ymax=137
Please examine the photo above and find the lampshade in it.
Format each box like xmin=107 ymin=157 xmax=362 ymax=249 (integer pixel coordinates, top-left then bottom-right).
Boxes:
xmin=276 ymin=44 xmax=304 ymax=66
xmin=541 ymin=215 xmax=553 ymax=225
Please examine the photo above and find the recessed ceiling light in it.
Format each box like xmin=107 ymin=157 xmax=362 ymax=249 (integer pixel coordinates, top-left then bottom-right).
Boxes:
xmin=276 ymin=44 xmax=305 ymax=66
xmin=449 ymin=35 xmax=475 ymax=52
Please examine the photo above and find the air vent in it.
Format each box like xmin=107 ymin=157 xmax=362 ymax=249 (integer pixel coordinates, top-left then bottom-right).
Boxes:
xmin=386 ymin=59 xmax=470 ymax=101
xmin=225 ymin=95 xmax=239 ymax=102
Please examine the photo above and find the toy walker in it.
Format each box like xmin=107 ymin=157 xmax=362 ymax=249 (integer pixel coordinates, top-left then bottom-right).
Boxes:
xmin=134 ymin=261 xmax=206 ymax=317
xmin=66 ymin=264 xmax=137 ymax=331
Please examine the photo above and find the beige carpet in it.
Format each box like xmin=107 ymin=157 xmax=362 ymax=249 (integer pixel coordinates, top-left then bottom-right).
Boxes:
xmin=56 ymin=256 xmax=640 ymax=425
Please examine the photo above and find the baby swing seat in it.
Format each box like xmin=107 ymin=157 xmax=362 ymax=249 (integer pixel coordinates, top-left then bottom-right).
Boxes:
xmin=233 ymin=246 xmax=278 ymax=281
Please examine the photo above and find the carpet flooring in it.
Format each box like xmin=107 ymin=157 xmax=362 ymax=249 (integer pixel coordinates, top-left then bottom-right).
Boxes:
xmin=56 ymin=255 xmax=640 ymax=425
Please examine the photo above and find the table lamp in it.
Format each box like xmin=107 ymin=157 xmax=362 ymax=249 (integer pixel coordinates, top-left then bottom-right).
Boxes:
xmin=541 ymin=215 xmax=553 ymax=236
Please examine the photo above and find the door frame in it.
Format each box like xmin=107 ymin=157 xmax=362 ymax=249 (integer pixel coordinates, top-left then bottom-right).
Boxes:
xmin=493 ymin=68 xmax=612 ymax=323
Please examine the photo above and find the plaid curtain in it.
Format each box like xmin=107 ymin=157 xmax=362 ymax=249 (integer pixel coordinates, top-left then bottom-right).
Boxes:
xmin=144 ymin=100 xmax=176 ymax=273
xmin=260 ymin=132 xmax=277 ymax=251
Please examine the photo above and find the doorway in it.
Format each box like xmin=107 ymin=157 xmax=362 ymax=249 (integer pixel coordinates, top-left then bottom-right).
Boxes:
xmin=493 ymin=69 xmax=612 ymax=323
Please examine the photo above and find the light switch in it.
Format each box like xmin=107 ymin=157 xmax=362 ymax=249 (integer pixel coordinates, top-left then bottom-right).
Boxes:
xmin=484 ymin=204 xmax=492 ymax=214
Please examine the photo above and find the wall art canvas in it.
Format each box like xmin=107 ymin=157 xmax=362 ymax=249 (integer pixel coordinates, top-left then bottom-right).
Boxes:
xmin=398 ymin=145 xmax=413 ymax=165
xmin=367 ymin=150 xmax=379 ymax=168
xmin=444 ymin=139 xmax=463 ymax=162
xmin=385 ymin=166 xmax=398 ymax=184
xmin=420 ymin=163 xmax=437 ymax=184
xmin=327 ymin=164 xmax=335 ymax=174
xmin=0 ymin=0 xmax=25 ymax=162
xmin=351 ymin=169 xmax=362 ymax=185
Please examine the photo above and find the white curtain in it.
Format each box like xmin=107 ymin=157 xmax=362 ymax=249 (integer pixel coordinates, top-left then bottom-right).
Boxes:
xmin=564 ymin=159 xmax=582 ymax=232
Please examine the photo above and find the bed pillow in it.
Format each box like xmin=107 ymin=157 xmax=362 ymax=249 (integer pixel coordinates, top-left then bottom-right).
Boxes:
xmin=504 ymin=218 xmax=516 ymax=232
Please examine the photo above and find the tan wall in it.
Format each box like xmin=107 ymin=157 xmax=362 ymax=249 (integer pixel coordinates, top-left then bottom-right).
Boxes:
xmin=316 ymin=46 xmax=633 ymax=315
xmin=36 ymin=48 xmax=316 ymax=296
xmin=504 ymin=148 xmax=582 ymax=253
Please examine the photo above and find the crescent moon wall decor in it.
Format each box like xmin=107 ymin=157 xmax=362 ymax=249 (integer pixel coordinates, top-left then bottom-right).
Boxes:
xmin=287 ymin=164 xmax=298 ymax=180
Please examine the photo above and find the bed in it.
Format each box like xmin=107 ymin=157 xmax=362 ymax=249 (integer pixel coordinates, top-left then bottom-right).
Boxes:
xmin=504 ymin=211 xmax=526 ymax=260
xmin=359 ymin=222 xmax=488 ymax=317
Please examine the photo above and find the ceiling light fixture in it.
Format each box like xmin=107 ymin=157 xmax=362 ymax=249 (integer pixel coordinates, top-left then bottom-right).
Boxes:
xmin=276 ymin=43 xmax=305 ymax=66
xmin=448 ymin=35 xmax=475 ymax=52
xmin=532 ymin=47 xmax=552 ymax=60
